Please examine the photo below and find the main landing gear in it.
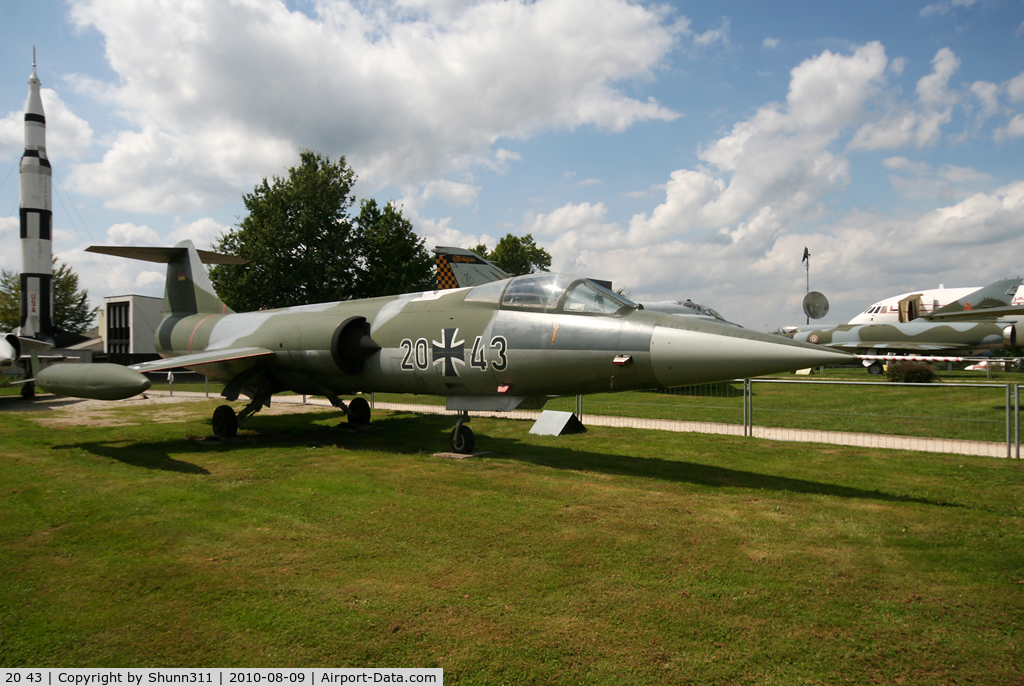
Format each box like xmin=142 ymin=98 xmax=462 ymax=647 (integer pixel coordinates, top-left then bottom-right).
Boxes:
xmin=208 ymin=390 xmax=475 ymax=455
xmin=210 ymin=393 xmax=373 ymax=438
xmin=347 ymin=396 xmax=371 ymax=426
xmin=450 ymin=411 xmax=475 ymax=454
xmin=212 ymin=404 xmax=238 ymax=438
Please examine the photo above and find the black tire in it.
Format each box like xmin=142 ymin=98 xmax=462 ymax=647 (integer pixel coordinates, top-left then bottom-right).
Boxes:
xmin=867 ymin=362 xmax=884 ymax=375
xmin=20 ymin=382 xmax=35 ymax=400
xmin=450 ymin=425 xmax=475 ymax=454
xmin=212 ymin=405 xmax=238 ymax=438
xmin=347 ymin=396 xmax=371 ymax=425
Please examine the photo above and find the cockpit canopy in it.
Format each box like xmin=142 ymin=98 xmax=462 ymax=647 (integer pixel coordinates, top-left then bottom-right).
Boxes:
xmin=465 ymin=273 xmax=636 ymax=315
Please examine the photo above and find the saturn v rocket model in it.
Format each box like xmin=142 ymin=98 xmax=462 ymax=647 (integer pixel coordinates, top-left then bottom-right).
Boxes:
xmin=19 ymin=50 xmax=55 ymax=343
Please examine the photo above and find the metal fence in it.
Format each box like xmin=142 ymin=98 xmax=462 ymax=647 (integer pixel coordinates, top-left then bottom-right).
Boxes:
xmin=540 ymin=379 xmax=1022 ymax=459
xmin=145 ymin=374 xmax=1023 ymax=458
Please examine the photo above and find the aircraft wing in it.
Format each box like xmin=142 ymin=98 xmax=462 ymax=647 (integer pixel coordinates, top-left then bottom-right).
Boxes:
xmin=826 ymin=341 xmax=964 ymax=352
xmin=923 ymin=304 xmax=1024 ymax=321
xmin=17 ymin=336 xmax=54 ymax=353
xmin=129 ymin=347 xmax=275 ymax=373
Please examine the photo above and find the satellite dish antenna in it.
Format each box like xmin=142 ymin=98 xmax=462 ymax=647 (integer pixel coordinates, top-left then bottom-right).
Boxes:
xmin=802 ymin=291 xmax=829 ymax=320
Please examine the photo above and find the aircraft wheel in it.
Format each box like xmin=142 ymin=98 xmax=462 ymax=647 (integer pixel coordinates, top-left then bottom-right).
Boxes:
xmin=212 ymin=404 xmax=238 ymax=438
xmin=20 ymin=382 xmax=35 ymax=400
xmin=347 ymin=396 xmax=371 ymax=425
xmin=450 ymin=425 xmax=475 ymax=454
xmin=867 ymin=362 xmax=884 ymax=375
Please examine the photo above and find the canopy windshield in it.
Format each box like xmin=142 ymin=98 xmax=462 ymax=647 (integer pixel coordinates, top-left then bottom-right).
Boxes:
xmin=498 ymin=273 xmax=635 ymax=314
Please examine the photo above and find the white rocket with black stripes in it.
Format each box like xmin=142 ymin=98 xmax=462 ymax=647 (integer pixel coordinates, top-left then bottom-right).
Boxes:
xmin=19 ymin=53 xmax=54 ymax=342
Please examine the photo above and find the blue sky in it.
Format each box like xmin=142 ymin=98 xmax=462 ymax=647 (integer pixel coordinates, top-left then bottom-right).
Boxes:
xmin=1 ymin=0 xmax=1023 ymax=330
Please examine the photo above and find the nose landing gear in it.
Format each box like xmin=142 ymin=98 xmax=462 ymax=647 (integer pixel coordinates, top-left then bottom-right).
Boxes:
xmin=450 ymin=411 xmax=475 ymax=454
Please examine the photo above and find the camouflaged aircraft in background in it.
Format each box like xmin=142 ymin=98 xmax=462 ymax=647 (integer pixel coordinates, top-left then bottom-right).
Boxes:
xmin=35 ymin=240 xmax=850 ymax=452
xmin=786 ymin=278 xmax=1024 ymax=374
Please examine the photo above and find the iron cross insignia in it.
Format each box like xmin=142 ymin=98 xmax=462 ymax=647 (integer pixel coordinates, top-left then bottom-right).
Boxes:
xmin=432 ymin=327 xmax=466 ymax=377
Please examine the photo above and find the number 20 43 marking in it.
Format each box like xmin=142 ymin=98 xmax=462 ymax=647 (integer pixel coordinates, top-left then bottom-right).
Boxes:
xmin=401 ymin=335 xmax=507 ymax=371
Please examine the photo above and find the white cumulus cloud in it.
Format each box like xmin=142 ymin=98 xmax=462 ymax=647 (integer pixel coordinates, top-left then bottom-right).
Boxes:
xmin=850 ymin=47 xmax=960 ymax=150
xmin=65 ymin=0 xmax=684 ymax=212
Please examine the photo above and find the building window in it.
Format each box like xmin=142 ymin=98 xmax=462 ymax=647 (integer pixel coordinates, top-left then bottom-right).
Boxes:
xmin=107 ymin=301 xmax=130 ymax=354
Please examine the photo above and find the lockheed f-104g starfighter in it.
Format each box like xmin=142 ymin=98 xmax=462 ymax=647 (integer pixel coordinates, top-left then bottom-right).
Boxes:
xmin=36 ymin=240 xmax=851 ymax=452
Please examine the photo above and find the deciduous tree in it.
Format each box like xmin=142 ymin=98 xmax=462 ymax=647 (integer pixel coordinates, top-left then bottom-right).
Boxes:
xmin=471 ymin=234 xmax=551 ymax=276
xmin=210 ymin=151 xmax=434 ymax=311
xmin=210 ymin=150 xmax=359 ymax=311
xmin=353 ymin=199 xmax=434 ymax=298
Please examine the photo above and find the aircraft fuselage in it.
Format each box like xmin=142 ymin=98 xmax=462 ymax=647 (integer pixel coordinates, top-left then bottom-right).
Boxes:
xmin=157 ymin=286 xmax=845 ymax=400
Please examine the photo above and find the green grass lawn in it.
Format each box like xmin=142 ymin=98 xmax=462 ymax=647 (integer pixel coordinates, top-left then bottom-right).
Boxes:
xmin=1 ymin=396 xmax=1022 ymax=683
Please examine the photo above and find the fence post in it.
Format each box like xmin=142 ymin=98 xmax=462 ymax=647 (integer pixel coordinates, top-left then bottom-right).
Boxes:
xmin=1016 ymin=384 xmax=1020 ymax=460
xmin=205 ymin=375 xmax=209 ymax=398
xmin=742 ymin=379 xmax=747 ymax=436
xmin=1007 ymin=384 xmax=1012 ymax=459
xmin=744 ymin=379 xmax=751 ymax=437
xmin=576 ymin=394 xmax=583 ymax=423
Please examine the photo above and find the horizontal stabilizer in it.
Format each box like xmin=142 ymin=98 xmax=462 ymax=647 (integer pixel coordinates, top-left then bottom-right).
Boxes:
xmin=129 ymin=347 xmax=274 ymax=373
xmin=86 ymin=245 xmax=248 ymax=265
xmin=89 ymin=240 xmax=238 ymax=317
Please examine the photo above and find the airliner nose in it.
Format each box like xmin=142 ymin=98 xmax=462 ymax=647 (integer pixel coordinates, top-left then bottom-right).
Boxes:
xmin=649 ymin=325 xmax=852 ymax=386
xmin=0 ymin=336 xmax=16 ymax=367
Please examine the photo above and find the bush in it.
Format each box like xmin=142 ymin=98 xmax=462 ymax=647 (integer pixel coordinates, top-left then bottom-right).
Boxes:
xmin=885 ymin=360 xmax=938 ymax=383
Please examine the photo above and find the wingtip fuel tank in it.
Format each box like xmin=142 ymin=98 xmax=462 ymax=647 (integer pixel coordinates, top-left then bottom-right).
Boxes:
xmin=35 ymin=363 xmax=151 ymax=401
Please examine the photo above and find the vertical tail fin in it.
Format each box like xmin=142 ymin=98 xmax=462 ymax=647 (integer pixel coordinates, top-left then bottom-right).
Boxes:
xmin=432 ymin=246 xmax=510 ymax=289
xmin=86 ymin=240 xmax=246 ymax=316
xmin=925 ymin=277 xmax=1024 ymax=321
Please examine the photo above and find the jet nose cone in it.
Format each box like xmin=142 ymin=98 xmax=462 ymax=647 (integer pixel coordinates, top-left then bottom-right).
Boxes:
xmin=650 ymin=326 xmax=852 ymax=386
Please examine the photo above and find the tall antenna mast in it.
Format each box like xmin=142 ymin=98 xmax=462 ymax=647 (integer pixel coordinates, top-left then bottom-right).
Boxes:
xmin=802 ymin=247 xmax=810 ymax=324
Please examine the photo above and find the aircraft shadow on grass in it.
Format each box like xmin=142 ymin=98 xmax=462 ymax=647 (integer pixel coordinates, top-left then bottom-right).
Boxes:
xmin=50 ymin=439 xmax=212 ymax=475
xmin=356 ymin=414 xmax=956 ymax=507
xmin=0 ymin=396 xmax=88 ymax=412
xmin=57 ymin=409 xmax=951 ymax=507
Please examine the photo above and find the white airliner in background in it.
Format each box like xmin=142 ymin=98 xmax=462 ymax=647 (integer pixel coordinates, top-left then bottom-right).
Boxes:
xmin=847 ymin=283 xmax=1024 ymax=325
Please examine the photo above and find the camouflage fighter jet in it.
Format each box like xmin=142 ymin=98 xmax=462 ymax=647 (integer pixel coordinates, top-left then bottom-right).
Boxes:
xmin=787 ymin=278 xmax=1024 ymax=373
xmin=36 ymin=240 xmax=851 ymax=452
